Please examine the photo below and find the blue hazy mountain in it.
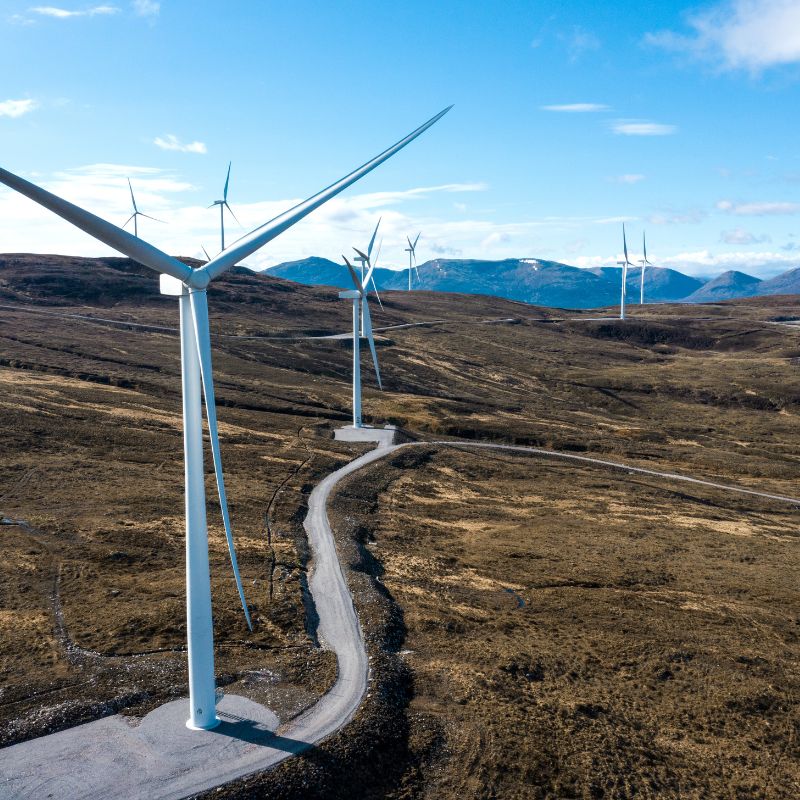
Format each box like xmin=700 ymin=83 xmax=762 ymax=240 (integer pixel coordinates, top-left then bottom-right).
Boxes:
xmin=755 ymin=267 xmax=800 ymax=296
xmin=267 ymin=257 xmax=620 ymax=309
xmin=264 ymin=256 xmax=799 ymax=308
xmin=587 ymin=266 xmax=705 ymax=302
xmin=684 ymin=270 xmax=762 ymax=302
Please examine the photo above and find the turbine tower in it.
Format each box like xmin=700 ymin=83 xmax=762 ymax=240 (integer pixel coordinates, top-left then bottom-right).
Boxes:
xmin=123 ymin=178 xmax=162 ymax=238
xmin=405 ymin=232 xmax=421 ymax=290
xmin=639 ymin=231 xmax=653 ymax=305
xmin=352 ymin=217 xmax=384 ymax=332
xmin=209 ymin=162 xmax=240 ymax=253
xmin=0 ymin=103 xmax=451 ymax=731
xmin=616 ymin=223 xmax=635 ymax=320
xmin=340 ymin=256 xmax=382 ymax=428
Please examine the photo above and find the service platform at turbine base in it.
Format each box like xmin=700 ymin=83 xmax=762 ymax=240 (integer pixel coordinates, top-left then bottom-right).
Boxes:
xmin=334 ymin=424 xmax=398 ymax=447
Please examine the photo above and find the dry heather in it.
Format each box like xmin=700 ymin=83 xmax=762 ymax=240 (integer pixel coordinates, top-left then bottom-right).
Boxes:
xmin=1 ymin=255 xmax=799 ymax=797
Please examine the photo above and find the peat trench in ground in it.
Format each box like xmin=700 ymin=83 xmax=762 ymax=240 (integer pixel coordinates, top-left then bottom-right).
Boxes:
xmin=2 ymin=437 xmax=798 ymax=800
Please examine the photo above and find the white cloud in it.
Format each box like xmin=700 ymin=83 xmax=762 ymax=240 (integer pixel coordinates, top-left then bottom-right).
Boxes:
xmin=153 ymin=134 xmax=207 ymax=154
xmin=541 ymin=103 xmax=609 ymax=113
xmin=717 ymin=199 xmax=800 ymax=215
xmin=659 ymin=249 xmax=798 ymax=278
xmin=612 ymin=120 xmax=677 ymax=136
xmin=0 ymin=99 xmax=38 ymax=118
xmin=648 ymin=208 xmax=707 ymax=225
xmin=720 ymin=227 xmax=771 ymax=244
xmin=31 ymin=5 xmax=119 ymax=17
xmin=645 ymin=0 xmax=800 ymax=73
xmin=610 ymin=174 xmax=645 ymax=184
xmin=132 ymin=0 xmax=159 ymax=16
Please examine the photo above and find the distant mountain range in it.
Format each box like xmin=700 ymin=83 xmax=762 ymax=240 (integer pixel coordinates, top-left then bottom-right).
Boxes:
xmin=266 ymin=257 xmax=800 ymax=309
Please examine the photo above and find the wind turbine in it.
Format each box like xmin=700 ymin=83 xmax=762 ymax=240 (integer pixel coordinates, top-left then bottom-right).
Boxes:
xmin=123 ymin=178 xmax=162 ymax=238
xmin=616 ymin=223 xmax=635 ymax=320
xmin=639 ymin=231 xmax=653 ymax=305
xmin=352 ymin=217 xmax=384 ymax=331
xmin=405 ymin=232 xmax=421 ymax=290
xmin=0 ymin=103 xmax=451 ymax=731
xmin=209 ymin=162 xmax=241 ymax=253
xmin=340 ymin=256 xmax=382 ymax=428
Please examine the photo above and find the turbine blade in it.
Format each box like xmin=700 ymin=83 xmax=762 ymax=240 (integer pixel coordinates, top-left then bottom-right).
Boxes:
xmin=406 ymin=235 xmax=413 ymax=250
xmin=369 ymin=239 xmax=384 ymax=307
xmin=202 ymin=245 xmax=211 ymax=262
xmin=642 ymin=231 xmax=647 ymax=263
xmin=413 ymin=256 xmax=421 ymax=282
xmin=224 ymin=202 xmax=242 ymax=228
xmin=128 ymin=178 xmax=138 ymax=212
xmin=140 ymin=213 xmax=165 ymax=223
xmin=0 ymin=167 xmax=192 ymax=282
xmin=188 ymin=290 xmax=253 ymax=631
xmin=370 ymin=276 xmax=384 ymax=309
xmin=622 ymin=223 xmax=629 ymax=263
xmin=362 ymin=298 xmax=382 ymax=390
xmin=200 ymin=106 xmax=453 ymax=282
xmin=412 ymin=232 xmax=421 ymax=250
xmin=353 ymin=247 xmax=369 ymax=263
xmin=343 ymin=255 xmax=362 ymax=291
xmin=367 ymin=217 xmax=381 ymax=258
xmin=223 ymin=161 xmax=231 ymax=201
xmin=123 ymin=214 xmax=135 ymax=229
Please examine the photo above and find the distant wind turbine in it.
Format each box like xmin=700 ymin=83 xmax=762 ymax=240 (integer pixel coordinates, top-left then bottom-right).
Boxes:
xmin=352 ymin=217 xmax=384 ymax=331
xmin=405 ymin=232 xmax=421 ymax=290
xmin=617 ymin=223 xmax=635 ymax=320
xmin=341 ymin=255 xmax=382 ymax=428
xmin=638 ymin=231 xmax=653 ymax=305
xmin=0 ymin=103 xmax=452 ymax=731
xmin=209 ymin=162 xmax=241 ymax=252
xmin=123 ymin=178 xmax=162 ymax=238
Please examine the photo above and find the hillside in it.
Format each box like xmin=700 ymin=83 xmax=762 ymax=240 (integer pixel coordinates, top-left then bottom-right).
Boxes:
xmin=757 ymin=266 xmax=800 ymax=296
xmin=685 ymin=270 xmax=762 ymax=302
xmin=1 ymin=254 xmax=800 ymax=798
xmin=589 ymin=265 xmax=705 ymax=302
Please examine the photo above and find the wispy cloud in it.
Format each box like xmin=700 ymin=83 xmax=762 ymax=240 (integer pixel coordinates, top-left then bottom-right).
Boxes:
xmin=720 ymin=227 xmax=771 ymax=244
xmin=541 ymin=103 xmax=609 ymax=113
xmin=648 ymin=208 xmax=707 ymax=225
xmin=717 ymin=199 xmax=800 ymax=215
xmin=610 ymin=174 xmax=645 ymax=184
xmin=644 ymin=0 xmax=800 ymax=73
xmin=561 ymin=26 xmax=601 ymax=61
xmin=0 ymin=99 xmax=38 ymax=118
xmin=612 ymin=120 xmax=677 ymax=136
xmin=30 ymin=5 xmax=119 ymax=17
xmin=153 ymin=134 xmax=207 ymax=154
xmin=132 ymin=0 xmax=159 ymax=17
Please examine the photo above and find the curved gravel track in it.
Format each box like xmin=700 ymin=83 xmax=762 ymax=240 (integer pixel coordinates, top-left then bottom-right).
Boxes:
xmin=2 ymin=435 xmax=797 ymax=800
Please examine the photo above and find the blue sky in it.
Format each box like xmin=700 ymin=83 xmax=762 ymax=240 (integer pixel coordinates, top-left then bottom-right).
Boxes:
xmin=1 ymin=0 xmax=799 ymax=276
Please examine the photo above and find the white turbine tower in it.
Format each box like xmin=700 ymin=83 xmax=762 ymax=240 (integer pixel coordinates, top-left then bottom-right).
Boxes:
xmin=405 ymin=232 xmax=421 ymax=290
xmin=209 ymin=162 xmax=241 ymax=253
xmin=639 ymin=231 xmax=653 ymax=305
xmin=123 ymin=178 xmax=162 ymax=239
xmin=0 ymin=103 xmax=451 ymax=731
xmin=616 ymin=223 xmax=635 ymax=320
xmin=340 ymin=256 xmax=382 ymax=428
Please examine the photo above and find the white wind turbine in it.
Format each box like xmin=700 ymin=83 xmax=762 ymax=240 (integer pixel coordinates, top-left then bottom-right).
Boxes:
xmin=340 ymin=255 xmax=382 ymax=428
xmin=617 ymin=223 xmax=635 ymax=320
xmin=405 ymin=232 xmax=421 ymax=290
xmin=0 ymin=104 xmax=451 ymax=731
xmin=638 ymin=231 xmax=653 ymax=305
xmin=209 ymin=161 xmax=241 ymax=253
xmin=352 ymin=217 xmax=384 ymax=331
xmin=123 ymin=178 xmax=162 ymax=238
